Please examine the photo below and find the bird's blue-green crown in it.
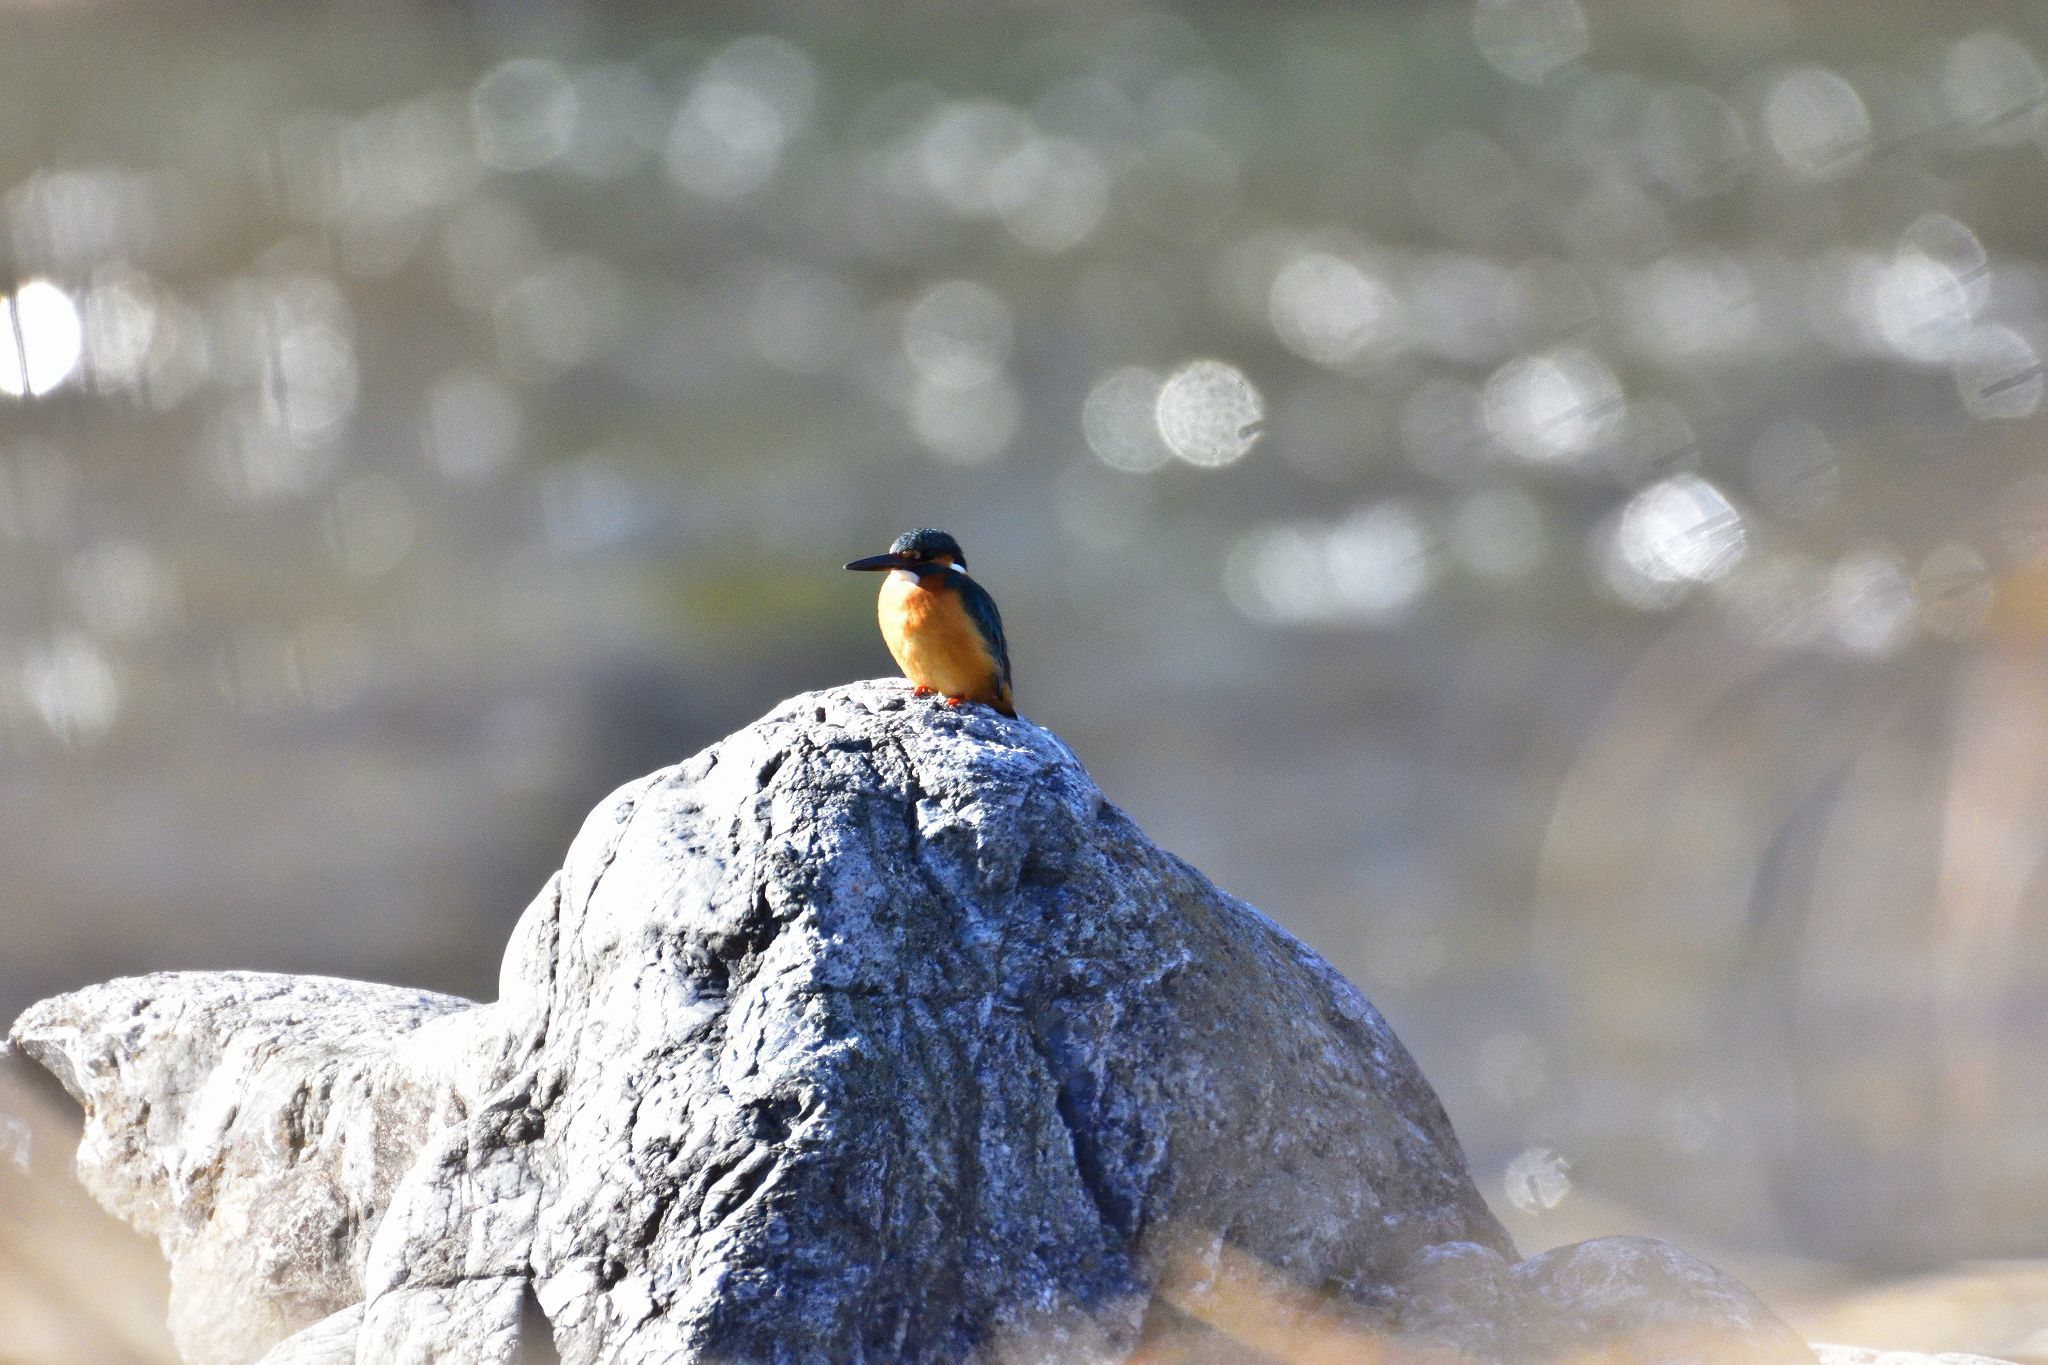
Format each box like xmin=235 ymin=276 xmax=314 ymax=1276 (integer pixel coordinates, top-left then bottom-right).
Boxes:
xmin=890 ymin=528 xmax=965 ymax=567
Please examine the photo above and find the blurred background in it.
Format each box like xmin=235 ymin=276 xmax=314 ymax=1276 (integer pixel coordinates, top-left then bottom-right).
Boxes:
xmin=4 ymin=0 xmax=2048 ymax=1357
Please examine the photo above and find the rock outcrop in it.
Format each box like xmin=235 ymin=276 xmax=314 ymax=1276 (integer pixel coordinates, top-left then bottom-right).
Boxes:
xmin=10 ymin=681 xmax=1816 ymax=1363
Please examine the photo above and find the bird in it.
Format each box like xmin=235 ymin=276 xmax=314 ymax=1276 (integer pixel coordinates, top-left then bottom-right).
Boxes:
xmin=845 ymin=528 xmax=1015 ymax=717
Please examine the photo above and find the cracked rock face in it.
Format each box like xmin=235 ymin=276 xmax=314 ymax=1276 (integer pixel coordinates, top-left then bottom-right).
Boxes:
xmin=10 ymin=680 xmax=1808 ymax=1363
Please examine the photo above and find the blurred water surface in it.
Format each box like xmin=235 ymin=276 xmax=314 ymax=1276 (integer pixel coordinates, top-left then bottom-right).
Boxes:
xmin=7 ymin=0 xmax=2048 ymax=1353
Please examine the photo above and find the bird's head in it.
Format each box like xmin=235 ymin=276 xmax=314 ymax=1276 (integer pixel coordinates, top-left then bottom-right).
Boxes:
xmin=845 ymin=528 xmax=967 ymax=577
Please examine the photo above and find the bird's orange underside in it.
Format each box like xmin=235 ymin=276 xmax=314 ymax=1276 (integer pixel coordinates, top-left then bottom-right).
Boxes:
xmin=878 ymin=574 xmax=1009 ymax=710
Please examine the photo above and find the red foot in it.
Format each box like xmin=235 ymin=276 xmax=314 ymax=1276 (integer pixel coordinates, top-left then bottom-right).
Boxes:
xmin=912 ymin=684 xmax=936 ymax=697
xmin=942 ymin=696 xmax=966 ymax=708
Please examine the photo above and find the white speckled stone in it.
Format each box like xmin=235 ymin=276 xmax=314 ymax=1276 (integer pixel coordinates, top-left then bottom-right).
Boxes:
xmin=13 ymin=681 xmax=1825 ymax=1364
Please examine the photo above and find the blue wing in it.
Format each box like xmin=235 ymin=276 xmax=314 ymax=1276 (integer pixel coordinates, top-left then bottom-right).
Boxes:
xmin=958 ymin=576 xmax=1012 ymax=690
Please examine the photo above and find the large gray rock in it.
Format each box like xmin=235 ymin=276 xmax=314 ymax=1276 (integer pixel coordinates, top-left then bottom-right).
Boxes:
xmin=11 ymin=680 xmax=1817 ymax=1363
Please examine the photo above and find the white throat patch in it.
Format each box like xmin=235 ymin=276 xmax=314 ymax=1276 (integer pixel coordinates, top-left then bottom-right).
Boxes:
xmin=889 ymin=562 xmax=968 ymax=585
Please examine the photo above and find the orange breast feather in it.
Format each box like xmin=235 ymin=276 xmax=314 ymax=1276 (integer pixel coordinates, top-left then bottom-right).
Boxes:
xmin=878 ymin=574 xmax=1004 ymax=705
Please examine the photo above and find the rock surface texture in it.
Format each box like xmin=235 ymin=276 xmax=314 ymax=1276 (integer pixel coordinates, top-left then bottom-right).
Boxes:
xmin=11 ymin=681 xmax=1819 ymax=1363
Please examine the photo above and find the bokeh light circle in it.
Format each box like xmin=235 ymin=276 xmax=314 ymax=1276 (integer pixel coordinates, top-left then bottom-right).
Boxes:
xmin=1155 ymin=359 xmax=1264 ymax=467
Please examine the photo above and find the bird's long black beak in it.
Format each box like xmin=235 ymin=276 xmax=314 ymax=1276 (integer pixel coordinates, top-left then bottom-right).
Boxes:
xmin=844 ymin=553 xmax=906 ymax=572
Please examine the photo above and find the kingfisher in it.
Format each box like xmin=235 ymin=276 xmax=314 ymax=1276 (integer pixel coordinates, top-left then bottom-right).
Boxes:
xmin=845 ymin=528 xmax=1015 ymax=717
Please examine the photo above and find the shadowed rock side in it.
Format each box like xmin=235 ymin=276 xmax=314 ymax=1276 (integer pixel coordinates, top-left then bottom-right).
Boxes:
xmin=10 ymin=681 xmax=1817 ymax=1364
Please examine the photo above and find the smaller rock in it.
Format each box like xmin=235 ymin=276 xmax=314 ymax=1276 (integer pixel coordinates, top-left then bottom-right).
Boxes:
xmin=1154 ymin=1231 xmax=1819 ymax=1362
xmin=1813 ymin=1349 xmax=2019 ymax=1365
xmin=1383 ymin=1236 xmax=1813 ymax=1362
xmin=1514 ymin=1237 xmax=1815 ymax=1362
